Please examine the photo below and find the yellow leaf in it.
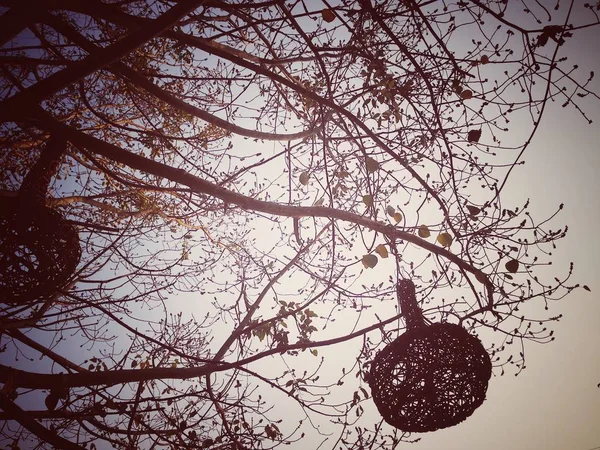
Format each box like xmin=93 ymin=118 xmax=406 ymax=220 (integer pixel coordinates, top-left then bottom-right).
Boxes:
xmin=321 ymin=8 xmax=335 ymax=23
xmin=453 ymin=81 xmax=463 ymax=95
xmin=299 ymin=171 xmax=310 ymax=185
xmin=437 ymin=232 xmax=453 ymax=248
xmin=362 ymin=194 xmax=373 ymax=207
xmin=362 ymin=254 xmax=378 ymax=269
xmin=418 ymin=224 xmax=430 ymax=238
xmin=393 ymin=212 xmax=403 ymax=223
xmin=468 ymin=129 xmax=482 ymax=143
xmin=505 ymin=259 xmax=519 ymax=273
xmin=365 ymin=157 xmax=380 ymax=173
xmin=375 ymin=244 xmax=388 ymax=258
xmin=466 ymin=205 xmax=481 ymax=215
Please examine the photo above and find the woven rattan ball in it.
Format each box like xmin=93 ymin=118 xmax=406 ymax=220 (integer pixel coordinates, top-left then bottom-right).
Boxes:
xmin=369 ymin=322 xmax=492 ymax=433
xmin=0 ymin=198 xmax=80 ymax=304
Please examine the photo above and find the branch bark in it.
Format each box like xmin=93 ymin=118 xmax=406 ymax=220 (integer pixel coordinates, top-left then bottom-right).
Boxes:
xmin=28 ymin=107 xmax=494 ymax=307
xmin=0 ymin=0 xmax=207 ymax=121
xmin=0 ymin=394 xmax=86 ymax=450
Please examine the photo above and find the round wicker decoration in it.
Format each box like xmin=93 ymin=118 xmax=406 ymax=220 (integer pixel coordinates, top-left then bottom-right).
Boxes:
xmin=369 ymin=322 xmax=492 ymax=433
xmin=0 ymin=198 xmax=81 ymax=304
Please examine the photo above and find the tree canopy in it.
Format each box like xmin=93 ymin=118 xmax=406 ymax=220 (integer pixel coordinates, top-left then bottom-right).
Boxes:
xmin=0 ymin=0 xmax=598 ymax=449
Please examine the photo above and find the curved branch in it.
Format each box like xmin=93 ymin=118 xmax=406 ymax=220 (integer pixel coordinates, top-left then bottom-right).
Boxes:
xmin=29 ymin=108 xmax=494 ymax=306
xmin=0 ymin=394 xmax=85 ymax=450
xmin=0 ymin=312 xmax=402 ymax=390
xmin=44 ymin=13 xmax=317 ymax=142
xmin=0 ymin=0 xmax=207 ymax=121
xmin=30 ymin=2 xmax=451 ymax=219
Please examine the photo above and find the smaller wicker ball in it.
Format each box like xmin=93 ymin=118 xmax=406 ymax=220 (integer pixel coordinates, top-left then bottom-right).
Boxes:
xmin=369 ymin=323 xmax=492 ymax=433
xmin=0 ymin=198 xmax=81 ymax=304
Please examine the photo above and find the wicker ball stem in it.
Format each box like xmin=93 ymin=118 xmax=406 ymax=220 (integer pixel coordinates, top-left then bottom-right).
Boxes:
xmin=396 ymin=279 xmax=425 ymax=331
xmin=19 ymin=135 xmax=67 ymax=204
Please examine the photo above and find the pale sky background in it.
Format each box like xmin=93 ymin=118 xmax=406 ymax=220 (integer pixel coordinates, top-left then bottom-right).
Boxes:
xmin=401 ymin=100 xmax=600 ymax=448
xmin=238 ymin=7 xmax=600 ymax=449
xmin=2 ymin=3 xmax=600 ymax=450
xmin=276 ymin=7 xmax=600 ymax=449
xmin=209 ymin=14 xmax=600 ymax=447
xmin=373 ymin=19 xmax=600 ymax=450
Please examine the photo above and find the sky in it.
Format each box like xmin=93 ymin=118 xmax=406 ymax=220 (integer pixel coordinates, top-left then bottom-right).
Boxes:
xmin=378 ymin=19 xmax=600 ymax=450
xmin=220 ymin=17 xmax=600 ymax=446
xmin=2 ymin=3 xmax=600 ymax=450
xmin=284 ymin=8 xmax=600 ymax=449
xmin=244 ymin=6 xmax=600 ymax=449
xmin=402 ymin=106 xmax=600 ymax=450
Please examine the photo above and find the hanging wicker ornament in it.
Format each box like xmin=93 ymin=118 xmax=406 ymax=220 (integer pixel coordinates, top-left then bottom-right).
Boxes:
xmin=368 ymin=280 xmax=492 ymax=433
xmin=0 ymin=137 xmax=81 ymax=305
